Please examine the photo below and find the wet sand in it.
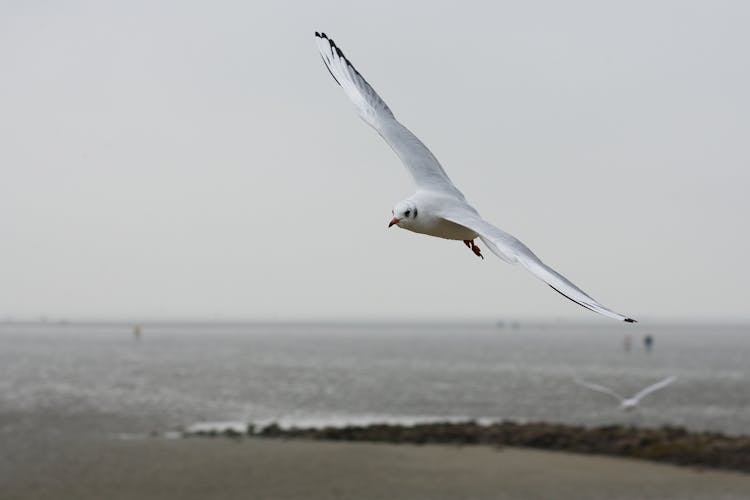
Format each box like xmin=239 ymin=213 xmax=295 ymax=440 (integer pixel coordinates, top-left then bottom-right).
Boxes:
xmin=3 ymin=437 xmax=750 ymax=500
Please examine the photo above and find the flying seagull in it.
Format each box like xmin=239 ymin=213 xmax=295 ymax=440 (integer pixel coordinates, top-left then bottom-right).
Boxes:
xmin=314 ymin=32 xmax=635 ymax=322
xmin=574 ymin=376 xmax=677 ymax=411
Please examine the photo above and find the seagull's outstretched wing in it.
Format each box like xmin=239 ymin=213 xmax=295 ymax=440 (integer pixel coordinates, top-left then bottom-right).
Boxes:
xmin=438 ymin=206 xmax=636 ymax=322
xmin=632 ymin=376 xmax=677 ymax=403
xmin=574 ymin=378 xmax=625 ymax=402
xmin=315 ymin=32 xmax=465 ymax=199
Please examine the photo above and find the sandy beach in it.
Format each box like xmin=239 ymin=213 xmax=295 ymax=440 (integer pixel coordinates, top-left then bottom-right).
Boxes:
xmin=4 ymin=437 xmax=750 ymax=500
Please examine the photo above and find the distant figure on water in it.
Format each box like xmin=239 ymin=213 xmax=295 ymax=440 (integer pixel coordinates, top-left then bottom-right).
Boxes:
xmin=623 ymin=334 xmax=632 ymax=352
xmin=133 ymin=325 xmax=142 ymax=341
xmin=644 ymin=334 xmax=654 ymax=352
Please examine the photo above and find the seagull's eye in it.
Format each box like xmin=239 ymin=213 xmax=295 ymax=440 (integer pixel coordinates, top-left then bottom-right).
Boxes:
xmin=405 ymin=210 xmax=411 ymax=217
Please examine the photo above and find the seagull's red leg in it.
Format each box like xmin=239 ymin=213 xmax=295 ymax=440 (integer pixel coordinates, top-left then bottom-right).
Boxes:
xmin=462 ymin=239 xmax=484 ymax=260
xmin=471 ymin=243 xmax=484 ymax=259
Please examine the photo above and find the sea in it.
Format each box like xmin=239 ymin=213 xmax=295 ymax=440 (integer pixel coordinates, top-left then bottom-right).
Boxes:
xmin=0 ymin=321 xmax=748 ymax=445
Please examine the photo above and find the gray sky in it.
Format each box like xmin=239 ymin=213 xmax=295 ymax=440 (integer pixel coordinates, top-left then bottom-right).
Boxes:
xmin=2 ymin=1 xmax=749 ymax=322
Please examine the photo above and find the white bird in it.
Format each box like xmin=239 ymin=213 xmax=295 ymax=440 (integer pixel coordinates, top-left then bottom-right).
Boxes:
xmin=315 ymin=32 xmax=635 ymax=322
xmin=574 ymin=376 xmax=677 ymax=411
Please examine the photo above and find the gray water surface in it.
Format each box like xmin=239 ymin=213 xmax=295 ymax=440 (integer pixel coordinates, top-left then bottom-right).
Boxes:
xmin=1 ymin=322 xmax=748 ymax=439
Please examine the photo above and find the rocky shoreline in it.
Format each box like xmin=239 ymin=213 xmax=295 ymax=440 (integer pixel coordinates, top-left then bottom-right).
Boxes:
xmin=186 ymin=421 xmax=750 ymax=474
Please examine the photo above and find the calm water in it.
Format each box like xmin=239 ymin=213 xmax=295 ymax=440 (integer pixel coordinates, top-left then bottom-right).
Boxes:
xmin=0 ymin=322 xmax=748 ymax=438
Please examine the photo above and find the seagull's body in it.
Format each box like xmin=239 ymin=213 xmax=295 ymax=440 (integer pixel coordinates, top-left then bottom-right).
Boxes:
xmin=315 ymin=32 xmax=635 ymax=322
xmin=574 ymin=376 xmax=677 ymax=411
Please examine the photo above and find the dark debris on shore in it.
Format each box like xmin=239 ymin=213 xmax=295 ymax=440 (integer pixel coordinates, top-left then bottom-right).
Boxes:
xmin=188 ymin=420 xmax=750 ymax=474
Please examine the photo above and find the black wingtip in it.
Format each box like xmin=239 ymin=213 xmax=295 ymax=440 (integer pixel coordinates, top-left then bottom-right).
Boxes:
xmin=548 ymin=285 xmax=598 ymax=314
xmin=320 ymin=56 xmax=341 ymax=86
xmin=548 ymin=284 xmax=635 ymax=323
xmin=314 ymin=32 xmax=365 ymax=87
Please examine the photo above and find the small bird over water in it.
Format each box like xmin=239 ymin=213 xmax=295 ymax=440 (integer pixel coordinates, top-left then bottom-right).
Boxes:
xmin=574 ymin=376 xmax=677 ymax=411
xmin=314 ymin=32 xmax=635 ymax=322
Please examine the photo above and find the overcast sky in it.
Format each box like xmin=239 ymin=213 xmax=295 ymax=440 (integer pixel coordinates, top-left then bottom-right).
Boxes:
xmin=1 ymin=1 xmax=749 ymax=322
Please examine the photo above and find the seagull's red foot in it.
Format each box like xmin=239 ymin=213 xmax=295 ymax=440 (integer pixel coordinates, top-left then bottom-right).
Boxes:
xmin=463 ymin=239 xmax=484 ymax=260
xmin=472 ymin=244 xmax=484 ymax=259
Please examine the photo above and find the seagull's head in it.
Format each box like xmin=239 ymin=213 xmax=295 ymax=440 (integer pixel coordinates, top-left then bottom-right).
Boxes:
xmin=389 ymin=200 xmax=418 ymax=229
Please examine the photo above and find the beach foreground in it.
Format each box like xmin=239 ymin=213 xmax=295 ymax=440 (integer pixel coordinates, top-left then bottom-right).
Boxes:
xmin=4 ymin=437 xmax=750 ymax=500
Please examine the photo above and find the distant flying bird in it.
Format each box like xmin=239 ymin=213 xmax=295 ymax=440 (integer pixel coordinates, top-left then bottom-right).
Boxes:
xmin=314 ymin=32 xmax=635 ymax=322
xmin=574 ymin=376 xmax=677 ymax=411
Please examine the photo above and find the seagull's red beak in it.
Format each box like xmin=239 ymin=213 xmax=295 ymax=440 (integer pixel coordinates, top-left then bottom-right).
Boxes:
xmin=388 ymin=217 xmax=400 ymax=228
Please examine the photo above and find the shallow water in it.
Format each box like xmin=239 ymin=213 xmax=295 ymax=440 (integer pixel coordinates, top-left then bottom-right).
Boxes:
xmin=0 ymin=322 xmax=748 ymax=439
